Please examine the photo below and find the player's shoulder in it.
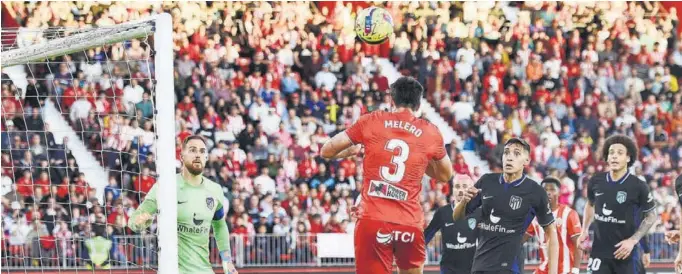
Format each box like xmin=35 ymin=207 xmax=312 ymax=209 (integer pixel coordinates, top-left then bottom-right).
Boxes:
xmin=475 ymin=173 xmax=499 ymax=187
xmin=619 ymin=174 xmax=648 ymax=193
xmin=360 ymin=110 xmax=388 ymax=122
xmin=467 ymin=206 xmax=483 ymax=221
xmin=436 ymin=203 xmax=453 ymax=215
xmin=675 ymin=174 xmax=682 ymax=191
xmin=590 ymin=172 xmax=609 ymax=184
xmin=202 ymin=176 xmax=224 ymax=192
xmin=524 ymin=176 xmax=544 ymax=191
xmin=355 ymin=111 xmax=390 ymax=131
xmin=559 ymin=204 xmax=577 ymax=215
xmin=593 ymin=171 xmax=609 ymax=179
xmin=481 ymin=172 xmax=501 ymax=182
xmin=625 ymin=173 xmax=646 ymax=185
xmin=412 ymin=115 xmax=442 ymax=134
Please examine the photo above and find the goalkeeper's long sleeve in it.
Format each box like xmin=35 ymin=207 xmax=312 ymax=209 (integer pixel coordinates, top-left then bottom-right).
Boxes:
xmin=211 ymin=205 xmax=231 ymax=254
xmin=128 ymin=184 xmax=158 ymax=232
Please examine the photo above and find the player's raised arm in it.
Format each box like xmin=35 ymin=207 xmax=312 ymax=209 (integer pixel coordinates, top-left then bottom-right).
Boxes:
xmin=128 ymin=183 xmax=159 ymax=232
xmin=320 ymin=131 xmax=362 ymax=160
xmin=453 ymin=176 xmax=481 ymax=221
xmin=425 ymin=127 xmax=453 ymax=182
xmin=425 ymin=157 xmax=453 ymax=182
xmin=424 ymin=133 xmax=453 ymax=182
xmin=321 ymin=112 xmax=369 ymax=160
xmin=211 ymin=199 xmax=238 ymax=274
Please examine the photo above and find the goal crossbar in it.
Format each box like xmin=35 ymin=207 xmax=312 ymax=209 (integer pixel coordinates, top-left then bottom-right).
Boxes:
xmin=0 ymin=13 xmax=179 ymax=274
xmin=1 ymin=16 xmax=157 ymax=68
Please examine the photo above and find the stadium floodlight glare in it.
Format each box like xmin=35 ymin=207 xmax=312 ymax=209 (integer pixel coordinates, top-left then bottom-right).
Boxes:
xmin=1 ymin=13 xmax=177 ymax=274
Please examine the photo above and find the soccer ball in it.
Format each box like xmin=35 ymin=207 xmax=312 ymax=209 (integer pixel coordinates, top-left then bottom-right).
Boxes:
xmin=354 ymin=7 xmax=394 ymax=45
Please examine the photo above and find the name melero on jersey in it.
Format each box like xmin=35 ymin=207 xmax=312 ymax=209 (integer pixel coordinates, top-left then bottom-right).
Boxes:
xmin=384 ymin=120 xmax=423 ymax=137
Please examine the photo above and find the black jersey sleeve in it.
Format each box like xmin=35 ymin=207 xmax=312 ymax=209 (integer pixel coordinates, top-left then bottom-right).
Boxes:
xmin=637 ymin=179 xmax=656 ymax=213
xmin=675 ymin=175 xmax=682 ymax=206
xmin=587 ymin=175 xmax=598 ymax=205
xmin=465 ymin=175 xmax=485 ymax=215
xmin=471 ymin=207 xmax=483 ymax=237
xmin=424 ymin=206 xmax=444 ymax=244
xmin=534 ymin=185 xmax=555 ymax=227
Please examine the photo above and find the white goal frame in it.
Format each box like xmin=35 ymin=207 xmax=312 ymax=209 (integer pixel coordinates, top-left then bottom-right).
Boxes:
xmin=1 ymin=13 xmax=178 ymax=274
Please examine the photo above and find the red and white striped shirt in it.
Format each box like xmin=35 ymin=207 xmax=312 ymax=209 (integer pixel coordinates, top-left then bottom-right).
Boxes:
xmin=526 ymin=204 xmax=582 ymax=274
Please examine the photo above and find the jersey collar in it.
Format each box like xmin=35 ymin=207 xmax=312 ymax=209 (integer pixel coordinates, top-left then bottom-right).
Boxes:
xmin=178 ymin=173 xmax=205 ymax=188
xmin=606 ymin=172 xmax=630 ymax=185
xmin=499 ymin=174 xmax=526 ymax=187
xmin=394 ymin=108 xmax=416 ymax=119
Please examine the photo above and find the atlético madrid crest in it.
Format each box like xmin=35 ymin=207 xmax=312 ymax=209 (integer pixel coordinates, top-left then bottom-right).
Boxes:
xmin=206 ymin=197 xmax=215 ymax=210
xmin=616 ymin=191 xmax=627 ymax=204
xmin=509 ymin=195 xmax=523 ymax=210
xmin=468 ymin=218 xmax=476 ymax=230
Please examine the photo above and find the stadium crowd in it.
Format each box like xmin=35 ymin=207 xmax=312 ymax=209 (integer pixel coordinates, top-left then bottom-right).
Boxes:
xmin=1 ymin=0 xmax=682 ymax=268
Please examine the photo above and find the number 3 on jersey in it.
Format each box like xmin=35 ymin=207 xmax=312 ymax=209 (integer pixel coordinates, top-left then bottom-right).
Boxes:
xmin=380 ymin=139 xmax=409 ymax=183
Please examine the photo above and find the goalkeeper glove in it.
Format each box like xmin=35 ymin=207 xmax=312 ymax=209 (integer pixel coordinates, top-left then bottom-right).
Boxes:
xmin=220 ymin=251 xmax=237 ymax=274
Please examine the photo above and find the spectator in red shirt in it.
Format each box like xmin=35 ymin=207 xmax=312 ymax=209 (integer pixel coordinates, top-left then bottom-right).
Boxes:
xmin=297 ymin=152 xmax=318 ymax=179
xmin=15 ymin=170 xmax=34 ymax=197
xmin=177 ymin=95 xmax=195 ymax=114
xmin=324 ymin=214 xmax=344 ymax=233
xmin=61 ymin=79 xmax=84 ymax=110
xmin=372 ymin=67 xmax=389 ymax=92
xmin=244 ymin=153 xmax=259 ymax=177
xmin=107 ymin=203 xmax=129 ymax=225
xmin=134 ymin=167 xmax=156 ymax=195
xmin=34 ymin=171 xmax=50 ymax=194
xmin=453 ymin=155 xmax=470 ymax=175
xmin=309 ymin=214 xmax=324 ymax=234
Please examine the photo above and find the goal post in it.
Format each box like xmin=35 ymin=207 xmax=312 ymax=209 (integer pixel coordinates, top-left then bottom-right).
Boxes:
xmin=147 ymin=13 xmax=179 ymax=274
xmin=1 ymin=13 xmax=178 ymax=273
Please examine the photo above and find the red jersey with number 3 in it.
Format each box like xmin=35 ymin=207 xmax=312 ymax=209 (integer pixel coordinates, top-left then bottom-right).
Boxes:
xmin=346 ymin=110 xmax=446 ymax=228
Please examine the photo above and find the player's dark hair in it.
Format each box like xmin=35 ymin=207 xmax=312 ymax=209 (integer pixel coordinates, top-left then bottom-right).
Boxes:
xmin=602 ymin=134 xmax=638 ymax=167
xmin=183 ymin=135 xmax=208 ymax=148
xmin=541 ymin=176 xmax=561 ymax=188
xmin=389 ymin=77 xmax=423 ymax=111
xmin=504 ymin=137 xmax=531 ymax=154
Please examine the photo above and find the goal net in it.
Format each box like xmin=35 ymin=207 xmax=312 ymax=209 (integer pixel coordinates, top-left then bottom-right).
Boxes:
xmin=1 ymin=14 xmax=178 ymax=273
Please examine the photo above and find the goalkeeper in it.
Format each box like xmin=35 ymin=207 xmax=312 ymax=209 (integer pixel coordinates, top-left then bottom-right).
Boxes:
xmin=128 ymin=135 xmax=238 ymax=274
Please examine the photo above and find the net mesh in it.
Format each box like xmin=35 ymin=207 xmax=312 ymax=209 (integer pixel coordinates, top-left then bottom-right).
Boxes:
xmin=1 ymin=24 xmax=162 ymax=272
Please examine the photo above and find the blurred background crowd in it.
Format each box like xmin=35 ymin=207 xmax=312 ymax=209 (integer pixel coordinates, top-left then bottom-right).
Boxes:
xmin=1 ymin=0 xmax=682 ymax=268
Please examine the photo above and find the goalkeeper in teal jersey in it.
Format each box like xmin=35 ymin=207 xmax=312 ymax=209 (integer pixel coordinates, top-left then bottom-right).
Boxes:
xmin=128 ymin=135 xmax=238 ymax=274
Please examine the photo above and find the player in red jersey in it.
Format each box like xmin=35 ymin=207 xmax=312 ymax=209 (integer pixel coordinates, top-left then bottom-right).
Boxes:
xmin=321 ymin=77 xmax=453 ymax=274
xmin=524 ymin=177 xmax=582 ymax=274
